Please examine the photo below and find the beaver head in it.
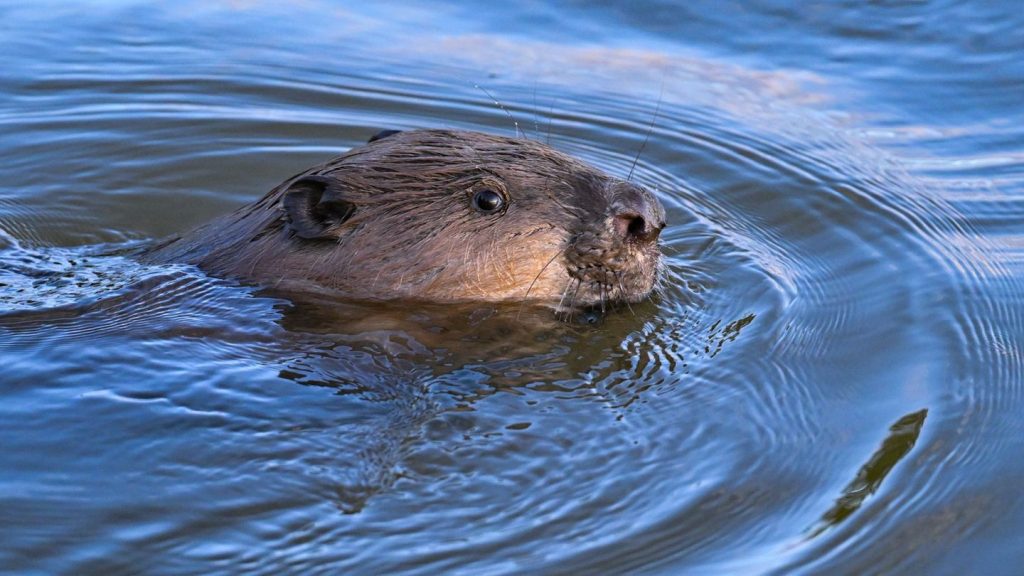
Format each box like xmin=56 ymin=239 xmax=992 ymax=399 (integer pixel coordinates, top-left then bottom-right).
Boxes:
xmin=150 ymin=129 xmax=666 ymax=312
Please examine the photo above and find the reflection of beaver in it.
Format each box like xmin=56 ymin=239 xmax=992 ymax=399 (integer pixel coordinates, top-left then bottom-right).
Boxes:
xmin=144 ymin=129 xmax=665 ymax=310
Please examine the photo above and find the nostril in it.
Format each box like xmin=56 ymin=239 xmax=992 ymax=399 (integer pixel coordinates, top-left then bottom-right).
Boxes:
xmin=610 ymin=183 xmax=667 ymax=244
xmin=627 ymin=215 xmax=647 ymax=238
xmin=615 ymin=212 xmax=656 ymax=243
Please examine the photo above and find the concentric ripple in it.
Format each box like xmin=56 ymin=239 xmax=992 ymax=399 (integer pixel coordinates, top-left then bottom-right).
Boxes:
xmin=1 ymin=2 xmax=1023 ymax=574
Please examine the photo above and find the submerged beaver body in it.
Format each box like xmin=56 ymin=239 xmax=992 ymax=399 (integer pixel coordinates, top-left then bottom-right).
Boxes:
xmin=145 ymin=129 xmax=665 ymax=310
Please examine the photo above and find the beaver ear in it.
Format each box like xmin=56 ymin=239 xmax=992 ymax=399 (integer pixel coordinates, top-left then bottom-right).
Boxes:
xmin=282 ymin=176 xmax=356 ymax=240
xmin=368 ymin=129 xmax=401 ymax=143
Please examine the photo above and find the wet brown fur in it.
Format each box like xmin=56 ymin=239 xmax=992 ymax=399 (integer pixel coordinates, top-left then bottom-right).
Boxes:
xmin=143 ymin=129 xmax=664 ymax=309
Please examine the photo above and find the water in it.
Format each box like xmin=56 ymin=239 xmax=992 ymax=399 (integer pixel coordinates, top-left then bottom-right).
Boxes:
xmin=1 ymin=1 xmax=1022 ymax=573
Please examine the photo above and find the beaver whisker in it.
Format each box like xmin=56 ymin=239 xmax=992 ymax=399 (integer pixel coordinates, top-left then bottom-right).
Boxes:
xmin=558 ymin=282 xmax=575 ymax=323
xmin=566 ymin=277 xmax=583 ymax=321
xmin=556 ymin=273 xmax=575 ymax=316
xmin=474 ymin=83 xmax=523 ymax=140
xmin=545 ymin=96 xmax=557 ymax=146
xmin=651 ymin=259 xmax=669 ymax=299
xmin=616 ymin=272 xmax=636 ymax=317
xmin=517 ymin=248 xmax=563 ymax=320
xmin=628 ymin=83 xmax=664 ymax=183
xmin=531 ymin=80 xmax=541 ymax=141
xmin=520 ymin=228 xmax=583 ymax=318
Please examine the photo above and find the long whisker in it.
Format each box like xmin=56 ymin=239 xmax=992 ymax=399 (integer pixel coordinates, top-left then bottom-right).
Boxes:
xmin=545 ymin=97 xmax=557 ymax=146
xmin=531 ymin=80 xmax=541 ymax=141
xmin=544 ymin=233 xmax=584 ymax=321
xmin=475 ymin=83 xmax=522 ymax=139
xmin=616 ymin=271 xmax=636 ymax=317
xmin=566 ymin=278 xmax=583 ymax=322
xmin=628 ymin=82 xmax=665 ymax=182
xmin=557 ymin=278 xmax=573 ymax=316
xmin=518 ymin=249 xmax=563 ymax=320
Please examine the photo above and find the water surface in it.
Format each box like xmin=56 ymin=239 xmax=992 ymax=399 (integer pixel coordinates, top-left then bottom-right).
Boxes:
xmin=1 ymin=1 xmax=1022 ymax=574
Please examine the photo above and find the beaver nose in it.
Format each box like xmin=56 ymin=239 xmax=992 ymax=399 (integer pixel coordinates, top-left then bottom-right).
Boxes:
xmin=611 ymin=187 xmax=666 ymax=245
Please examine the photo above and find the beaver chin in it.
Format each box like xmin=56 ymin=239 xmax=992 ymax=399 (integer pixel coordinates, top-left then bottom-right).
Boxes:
xmin=557 ymin=250 xmax=661 ymax=312
xmin=566 ymin=263 xmax=660 ymax=307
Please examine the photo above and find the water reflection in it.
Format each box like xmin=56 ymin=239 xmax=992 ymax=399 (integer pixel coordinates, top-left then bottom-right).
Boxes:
xmin=1 ymin=0 xmax=1022 ymax=573
xmin=807 ymin=408 xmax=928 ymax=539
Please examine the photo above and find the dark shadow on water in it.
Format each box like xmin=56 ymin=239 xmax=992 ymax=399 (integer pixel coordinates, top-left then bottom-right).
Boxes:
xmin=269 ymin=287 xmax=662 ymax=370
xmin=806 ymin=408 xmax=928 ymax=540
xmin=266 ymin=289 xmax=667 ymax=513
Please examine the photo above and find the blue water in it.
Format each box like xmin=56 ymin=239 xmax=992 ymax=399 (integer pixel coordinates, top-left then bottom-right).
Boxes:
xmin=1 ymin=1 xmax=1022 ymax=573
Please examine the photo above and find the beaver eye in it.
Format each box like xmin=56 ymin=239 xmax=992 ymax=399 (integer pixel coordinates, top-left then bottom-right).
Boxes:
xmin=472 ymin=188 xmax=505 ymax=214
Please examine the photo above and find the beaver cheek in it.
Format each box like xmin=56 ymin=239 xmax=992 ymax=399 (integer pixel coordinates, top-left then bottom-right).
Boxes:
xmin=509 ymin=234 xmax=571 ymax=300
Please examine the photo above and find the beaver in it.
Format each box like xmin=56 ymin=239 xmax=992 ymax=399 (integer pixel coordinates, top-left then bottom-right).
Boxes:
xmin=143 ymin=129 xmax=666 ymax=311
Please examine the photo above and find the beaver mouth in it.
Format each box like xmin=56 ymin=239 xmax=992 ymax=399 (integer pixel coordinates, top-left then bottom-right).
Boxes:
xmin=562 ymin=265 xmax=658 ymax=311
xmin=560 ymin=243 xmax=661 ymax=312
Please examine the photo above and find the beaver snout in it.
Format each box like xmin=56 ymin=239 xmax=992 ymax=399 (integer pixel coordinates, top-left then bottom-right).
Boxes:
xmin=610 ymin=185 xmax=666 ymax=245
